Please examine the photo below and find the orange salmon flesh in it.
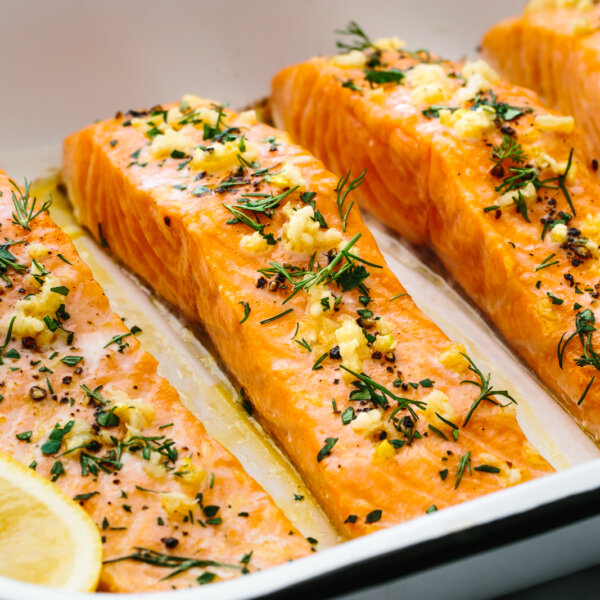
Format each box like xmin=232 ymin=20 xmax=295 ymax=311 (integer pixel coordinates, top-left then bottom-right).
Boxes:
xmin=62 ymin=97 xmax=553 ymax=540
xmin=0 ymin=171 xmax=310 ymax=592
xmin=482 ymin=2 xmax=600 ymax=162
xmin=270 ymin=38 xmax=600 ymax=443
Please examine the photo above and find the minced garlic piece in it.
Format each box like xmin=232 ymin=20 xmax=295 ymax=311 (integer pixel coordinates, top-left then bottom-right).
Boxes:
xmin=372 ymin=318 xmax=396 ymax=353
xmin=307 ymin=284 xmax=335 ymax=318
xmin=572 ymin=16 xmax=593 ymax=35
xmin=282 ymin=204 xmax=342 ymax=254
xmin=538 ymin=298 xmax=560 ymax=320
xmin=112 ymin=395 xmax=155 ymax=434
xmin=190 ymin=139 xmax=259 ymax=173
xmin=374 ymin=439 xmax=396 ymax=459
xmin=177 ymin=457 xmax=207 ymax=489
xmin=419 ymin=390 xmax=457 ymax=428
xmin=335 ymin=317 xmax=369 ymax=374
xmin=528 ymin=147 xmax=577 ymax=182
xmin=455 ymin=60 xmax=500 ymax=104
xmin=581 ymin=213 xmax=600 ymax=244
xmin=405 ymin=64 xmax=447 ymax=87
xmin=534 ymin=114 xmax=575 ymax=134
xmin=161 ymin=493 xmax=197 ymax=521
xmin=179 ymin=94 xmax=205 ymax=110
xmin=237 ymin=109 xmax=258 ymax=126
xmin=143 ymin=453 xmax=168 ymax=482
xmin=411 ymin=83 xmax=451 ymax=106
xmin=372 ymin=333 xmax=396 ymax=353
xmin=351 ymin=409 xmax=384 ymax=436
xmin=550 ymin=223 xmax=569 ymax=243
xmin=270 ymin=164 xmax=306 ymax=190
xmin=462 ymin=59 xmax=500 ymax=84
xmin=165 ymin=106 xmax=184 ymax=128
xmin=149 ymin=128 xmax=195 ymax=159
xmin=478 ymin=452 xmax=522 ymax=486
xmin=329 ymin=50 xmax=367 ymax=69
xmin=189 ymin=106 xmax=221 ymax=128
xmin=239 ymin=232 xmax=270 ymax=254
xmin=405 ymin=64 xmax=455 ymax=105
xmin=586 ymin=239 xmax=600 ymax=258
xmin=62 ymin=420 xmax=96 ymax=456
xmin=439 ymin=343 xmax=470 ymax=373
xmin=27 ymin=243 xmax=50 ymax=260
xmin=131 ymin=110 xmax=168 ymax=136
xmin=296 ymin=285 xmax=338 ymax=351
xmin=3 ymin=272 xmax=64 ymax=344
xmin=368 ymin=87 xmax=386 ymax=103
xmin=372 ymin=36 xmax=406 ymax=51
xmin=498 ymin=182 xmax=537 ymax=207
xmin=439 ymin=106 xmax=496 ymax=138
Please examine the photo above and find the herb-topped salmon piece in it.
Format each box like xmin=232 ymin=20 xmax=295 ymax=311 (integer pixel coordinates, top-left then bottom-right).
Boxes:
xmin=0 ymin=172 xmax=310 ymax=591
xmin=482 ymin=0 xmax=600 ymax=160
xmin=62 ymin=96 xmax=553 ymax=537
xmin=270 ymin=24 xmax=600 ymax=442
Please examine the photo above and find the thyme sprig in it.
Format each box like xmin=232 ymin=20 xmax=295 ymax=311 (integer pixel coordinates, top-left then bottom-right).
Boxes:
xmin=341 ymin=366 xmax=427 ymax=417
xmin=104 ymin=547 xmax=242 ymax=581
xmin=234 ymin=186 xmax=297 ymax=217
xmin=455 ymin=451 xmax=472 ymax=489
xmin=259 ymin=233 xmax=380 ymax=303
xmin=558 ymin=309 xmax=600 ymax=371
xmin=460 ymin=354 xmax=516 ymax=426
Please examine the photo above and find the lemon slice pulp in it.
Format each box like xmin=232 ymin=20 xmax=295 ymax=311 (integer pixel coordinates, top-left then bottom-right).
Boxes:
xmin=0 ymin=453 xmax=102 ymax=591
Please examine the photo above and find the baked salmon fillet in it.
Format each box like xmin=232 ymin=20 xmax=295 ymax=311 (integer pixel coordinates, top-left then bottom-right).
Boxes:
xmin=0 ymin=172 xmax=310 ymax=592
xmin=62 ymin=96 xmax=553 ymax=537
xmin=482 ymin=0 xmax=600 ymax=161
xmin=270 ymin=26 xmax=600 ymax=441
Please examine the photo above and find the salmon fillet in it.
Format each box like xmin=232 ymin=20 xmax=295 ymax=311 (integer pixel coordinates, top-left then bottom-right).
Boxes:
xmin=0 ymin=171 xmax=310 ymax=592
xmin=270 ymin=30 xmax=600 ymax=442
xmin=62 ymin=96 xmax=553 ymax=538
xmin=482 ymin=1 xmax=600 ymax=161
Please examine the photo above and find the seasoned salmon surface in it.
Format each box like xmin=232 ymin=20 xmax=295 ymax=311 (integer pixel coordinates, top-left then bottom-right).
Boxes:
xmin=270 ymin=29 xmax=600 ymax=442
xmin=0 ymin=171 xmax=310 ymax=592
xmin=482 ymin=1 xmax=600 ymax=161
xmin=62 ymin=97 xmax=553 ymax=537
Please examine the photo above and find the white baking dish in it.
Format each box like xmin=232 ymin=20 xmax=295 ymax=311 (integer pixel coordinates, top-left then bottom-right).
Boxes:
xmin=2 ymin=0 xmax=600 ymax=598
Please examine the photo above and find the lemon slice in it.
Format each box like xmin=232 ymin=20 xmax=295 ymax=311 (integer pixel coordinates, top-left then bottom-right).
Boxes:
xmin=0 ymin=453 xmax=102 ymax=591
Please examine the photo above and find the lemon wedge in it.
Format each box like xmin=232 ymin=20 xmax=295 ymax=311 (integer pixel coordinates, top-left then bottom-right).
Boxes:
xmin=0 ymin=453 xmax=102 ymax=591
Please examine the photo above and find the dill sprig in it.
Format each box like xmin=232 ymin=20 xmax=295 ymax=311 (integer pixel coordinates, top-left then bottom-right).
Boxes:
xmin=492 ymin=134 xmax=526 ymax=166
xmin=460 ymin=354 xmax=516 ymax=426
xmin=335 ymin=169 xmax=366 ymax=231
xmin=9 ymin=179 xmax=52 ymax=231
xmin=335 ymin=21 xmax=373 ymax=52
